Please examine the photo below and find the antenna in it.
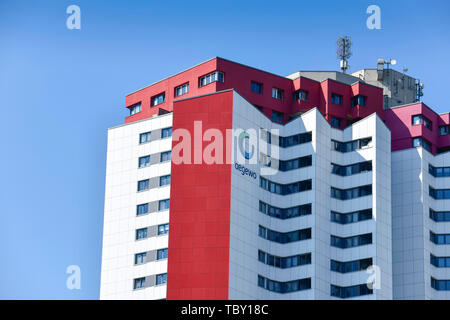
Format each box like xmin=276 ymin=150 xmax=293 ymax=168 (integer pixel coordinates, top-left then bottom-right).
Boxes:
xmin=336 ymin=36 xmax=352 ymax=73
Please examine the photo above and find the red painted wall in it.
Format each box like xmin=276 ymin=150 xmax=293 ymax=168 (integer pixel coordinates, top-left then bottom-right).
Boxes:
xmin=384 ymin=102 xmax=450 ymax=154
xmin=166 ymin=90 xmax=234 ymax=300
xmin=124 ymin=57 xmax=384 ymax=128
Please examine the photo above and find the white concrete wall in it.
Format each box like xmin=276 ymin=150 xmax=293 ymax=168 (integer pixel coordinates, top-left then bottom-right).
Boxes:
xmin=100 ymin=114 xmax=172 ymax=300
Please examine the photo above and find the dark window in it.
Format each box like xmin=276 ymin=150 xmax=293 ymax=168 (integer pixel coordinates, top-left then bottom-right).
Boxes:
xmin=332 ymin=138 xmax=372 ymax=153
xmin=160 ymin=151 xmax=171 ymax=162
xmin=413 ymin=137 xmax=431 ymax=152
xmin=137 ymin=179 xmax=150 ymax=192
xmin=429 ymin=187 xmax=450 ymax=200
xmin=133 ymin=277 xmax=146 ymax=289
xmin=259 ymin=225 xmax=311 ymax=244
xmin=272 ymin=110 xmax=284 ymax=123
xmin=412 ymin=115 xmax=432 ymax=130
xmin=430 ymin=231 xmax=450 ymax=245
xmin=158 ymin=199 xmax=170 ymax=211
xmin=331 ymin=185 xmax=372 ymax=200
xmin=258 ymin=275 xmax=311 ymax=293
xmin=156 ymin=273 xmax=167 ymax=285
xmin=175 ymin=83 xmax=189 ymax=97
xmin=139 ymin=132 xmax=151 ymax=144
xmin=258 ymin=250 xmax=311 ymax=269
xmin=430 ymin=254 xmax=450 ymax=268
xmin=137 ymin=203 xmax=149 ymax=216
xmin=351 ymin=95 xmax=367 ymax=107
xmin=158 ymin=223 xmax=169 ymax=235
xmin=199 ymin=71 xmax=224 ymax=87
xmin=331 ymin=284 xmax=373 ymax=298
xmin=159 ymin=175 xmax=171 ymax=187
xmin=293 ymin=89 xmax=308 ymax=102
xmin=331 ymin=93 xmax=343 ymax=105
xmin=331 ymin=117 xmax=342 ymax=129
xmin=429 ymin=164 xmax=450 ymax=177
xmin=430 ymin=209 xmax=450 ymax=222
xmin=272 ymin=88 xmax=284 ymax=100
xmin=279 ymin=132 xmax=312 ymax=148
xmin=138 ymin=155 xmax=151 ymax=168
xmin=431 ymin=277 xmax=450 ymax=291
xmin=151 ymin=93 xmax=165 ymax=106
xmin=251 ymin=81 xmax=263 ymax=94
xmin=157 ymin=248 xmax=169 ymax=260
xmin=275 ymin=155 xmax=312 ymax=172
xmin=331 ymin=161 xmax=372 ymax=176
xmin=134 ymin=252 xmax=146 ymax=265
xmin=259 ymin=201 xmax=312 ymax=219
xmin=136 ymin=228 xmax=148 ymax=240
xmin=260 ymin=177 xmax=312 ymax=195
xmin=129 ymin=102 xmax=142 ymax=115
xmin=331 ymin=209 xmax=372 ymax=224
xmin=330 ymin=233 xmax=372 ymax=248
xmin=439 ymin=125 xmax=449 ymax=136
xmin=161 ymin=127 xmax=172 ymax=138
xmin=331 ymin=258 xmax=373 ymax=273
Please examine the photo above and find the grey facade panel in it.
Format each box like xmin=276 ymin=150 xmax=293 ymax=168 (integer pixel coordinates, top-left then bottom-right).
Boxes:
xmin=145 ymin=275 xmax=156 ymax=288
xmin=148 ymin=201 xmax=158 ymax=213
xmin=149 ymin=177 xmax=160 ymax=189
xmin=146 ymin=250 xmax=157 ymax=263
xmin=150 ymin=129 xmax=161 ymax=141
xmin=147 ymin=225 xmax=158 ymax=237
xmin=150 ymin=153 xmax=160 ymax=165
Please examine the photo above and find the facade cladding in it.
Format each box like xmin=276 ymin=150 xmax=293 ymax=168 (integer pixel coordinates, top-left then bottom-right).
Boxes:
xmin=100 ymin=57 xmax=450 ymax=300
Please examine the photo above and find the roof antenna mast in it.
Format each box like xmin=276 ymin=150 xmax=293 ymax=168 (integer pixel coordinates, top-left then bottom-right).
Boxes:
xmin=336 ymin=36 xmax=352 ymax=73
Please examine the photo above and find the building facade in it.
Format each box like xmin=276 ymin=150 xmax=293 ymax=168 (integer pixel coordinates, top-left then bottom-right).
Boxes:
xmin=100 ymin=57 xmax=450 ymax=300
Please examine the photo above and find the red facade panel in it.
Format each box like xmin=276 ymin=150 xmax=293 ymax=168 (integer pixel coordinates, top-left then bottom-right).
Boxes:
xmin=166 ymin=91 xmax=234 ymax=300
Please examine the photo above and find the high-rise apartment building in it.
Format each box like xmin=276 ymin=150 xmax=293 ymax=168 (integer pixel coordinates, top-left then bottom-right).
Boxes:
xmin=100 ymin=57 xmax=450 ymax=300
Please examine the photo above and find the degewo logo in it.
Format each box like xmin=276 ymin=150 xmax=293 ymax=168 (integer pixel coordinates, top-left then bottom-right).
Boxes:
xmin=238 ymin=131 xmax=255 ymax=160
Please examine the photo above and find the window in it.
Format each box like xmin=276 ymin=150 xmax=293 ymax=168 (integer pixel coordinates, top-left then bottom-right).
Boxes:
xmin=264 ymin=155 xmax=312 ymax=172
xmin=258 ymin=225 xmax=311 ymax=244
xmin=161 ymin=151 xmax=171 ymax=162
xmin=331 ymin=93 xmax=343 ymax=105
xmin=133 ymin=277 xmax=146 ymax=289
xmin=331 ymin=161 xmax=372 ymax=176
xmin=161 ymin=127 xmax=172 ymax=138
xmin=199 ymin=71 xmax=224 ymax=87
xmin=429 ymin=187 xmax=450 ymax=200
xmin=129 ymin=103 xmax=141 ymax=115
xmin=331 ymin=284 xmax=373 ymax=298
xmin=258 ymin=250 xmax=311 ymax=269
xmin=135 ymin=252 xmax=147 ymax=265
xmin=137 ymin=179 xmax=150 ymax=192
xmin=139 ymin=132 xmax=151 ymax=144
xmin=332 ymin=138 xmax=372 ymax=153
xmin=331 ymin=185 xmax=372 ymax=200
xmin=136 ymin=203 xmax=149 ymax=216
xmin=158 ymin=223 xmax=169 ymax=235
xmin=430 ymin=231 xmax=450 ymax=245
xmin=160 ymin=175 xmax=171 ymax=187
xmin=430 ymin=209 xmax=450 ymax=222
xmin=258 ymin=275 xmax=311 ymax=293
xmin=157 ymin=248 xmax=169 ymax=260
xmin=331 ymin=209 xmax=372 ymax=224
xmin=159 ymin=199 xmax=170 ymax=211
xmin=272 ymin=110 xmax=284 ymax=123
xmin=412 ymin=115 xmax=432 ymax=130
xmin=260 ymin=177 xmax=312 ymax=195
xmin=251 ymin=81 xmax=263 ymax=94
xmin=272 ymin=88 xmax=284 ymax=100
xmin=138 ymin=155 xmax=150 ymax=168
xmin=351 ymin=95 xmax=367 ymax=107
xmin=156 ymin=273 xmax=167 ymax=285
xmin=175 ymin=83 xmax=189 ymax=97
xmin=331 ymin=117 xmax=342 ymax=129
xmin=429 ymin=165 xmax=450 ymax=177
xmin=439 ymin=125 xmax=449 ymax=136
xmin=331 ymin=258 xmax=373 ymax=273
xmin=413 ymin=137 xmax=431 ymax=152
xmin=330 ymin=233 xmax=372 ymax=249
xmin=279 ymin=132 xmax=312 ymax=148
xmin=431 ymin=277 xmax=450 ymax=291
xmin=136 ymin=228 xmax=148 ymax=240
xmin=259 ymin=201 xmax=312 ymax=220
xmin=151 ymin=93 xmax=165 ymax=106
xmin=293 ymin=89 xmax=308 ymax=102
xmin=431 ymin=254 xmax=450 ymax=268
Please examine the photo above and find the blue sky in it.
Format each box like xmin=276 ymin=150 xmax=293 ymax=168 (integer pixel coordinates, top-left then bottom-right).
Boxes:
xmin=0 ymin=0 xmax=449 ymax=299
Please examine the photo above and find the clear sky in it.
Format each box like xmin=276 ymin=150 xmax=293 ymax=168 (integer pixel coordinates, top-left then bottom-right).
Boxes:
xmin=0 ymin=0 xmax=449 ymax=299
